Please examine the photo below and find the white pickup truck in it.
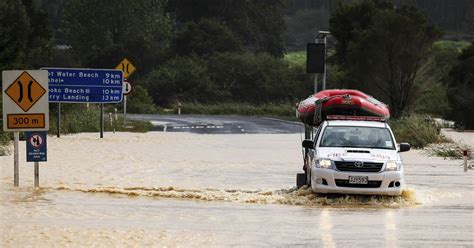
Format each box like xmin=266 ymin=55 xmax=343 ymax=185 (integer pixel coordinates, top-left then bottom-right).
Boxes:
xmin=298 ymin=116 xmax=411 ymax=196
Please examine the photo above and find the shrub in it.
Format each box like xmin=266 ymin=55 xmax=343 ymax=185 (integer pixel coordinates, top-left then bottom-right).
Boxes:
xmin=126 ymin=85 xmax=158 ymax=114
xmin=141 ymin=53 xmax=312 ymax=108
xmin=50 ymin=104 xmax=100 ymax=133
xmin=140 ymin=56 xmax=215 ymax=106
xmin=0 ymin=131 xmax=10 ymax=156
xmin=389 ymin=115 xmax=449 ymax=148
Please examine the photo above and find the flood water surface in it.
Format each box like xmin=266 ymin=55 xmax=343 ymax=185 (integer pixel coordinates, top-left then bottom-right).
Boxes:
xmin=1 ymin=132 xmax=473 ymax=246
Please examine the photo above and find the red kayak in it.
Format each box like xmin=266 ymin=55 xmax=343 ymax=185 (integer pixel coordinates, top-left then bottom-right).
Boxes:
xmin=297 ymin=89 xmax=390 ymax=126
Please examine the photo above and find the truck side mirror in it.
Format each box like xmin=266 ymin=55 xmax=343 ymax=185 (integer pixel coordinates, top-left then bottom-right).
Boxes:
xmin=302 ymin=140 xmax=314 ymax=149
xmin=399 ymin=143 xmax=410 ymax=152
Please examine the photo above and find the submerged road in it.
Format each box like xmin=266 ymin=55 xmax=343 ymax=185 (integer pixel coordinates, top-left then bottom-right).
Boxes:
xmin=127 ymin=114 xmax=304 ymax=134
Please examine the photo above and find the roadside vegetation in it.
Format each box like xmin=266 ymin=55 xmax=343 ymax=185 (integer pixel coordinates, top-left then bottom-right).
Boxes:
xmin=389 ymin=115 xmax=450 ymax=149
xmin=48 ymin=104 xmax=153 ymax=134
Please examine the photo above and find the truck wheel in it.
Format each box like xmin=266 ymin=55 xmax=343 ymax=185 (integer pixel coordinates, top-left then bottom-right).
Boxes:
xmin=297 ymin=173 xmax=306 ymax=188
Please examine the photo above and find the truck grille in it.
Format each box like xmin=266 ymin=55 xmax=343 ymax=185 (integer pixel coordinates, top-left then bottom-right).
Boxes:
xmin=334 ymin=161 xmax=384 ymax=172
xmin=335 ymin=179 xmax=382 ymax=188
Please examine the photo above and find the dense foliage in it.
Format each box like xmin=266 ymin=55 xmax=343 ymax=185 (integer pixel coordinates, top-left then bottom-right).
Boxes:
xmin=63 ymin=0 xmax=172 ymax=75
xmin=330 ymin=1 xmax=441 ymax=118
xmin=140 ymin=53 xmax=311 ymax=106
xmin=447 ymin=43 xmax=474 ymax=129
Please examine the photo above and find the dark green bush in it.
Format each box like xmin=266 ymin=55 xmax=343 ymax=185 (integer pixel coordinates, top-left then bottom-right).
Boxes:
xmin=141 ymin=52 xmax=311 ymax=108
xmin=127 ymin=85 xmax=158 ymax=114
xmin=447 ymin=43 xmax=474 ymax=129
xmin=389 ymin=115 xmax=449 ymax=148
xmin=141 ymin=56 xmax=215 ymax=106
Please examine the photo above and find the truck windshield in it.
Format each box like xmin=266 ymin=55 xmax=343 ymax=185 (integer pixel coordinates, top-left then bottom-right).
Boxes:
xmin=319 ymin=126 xmax=395 ymax=149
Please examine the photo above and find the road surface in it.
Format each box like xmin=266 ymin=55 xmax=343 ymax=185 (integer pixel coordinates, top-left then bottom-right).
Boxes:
xmin=128 ymin=114 xmax=303 ymax=134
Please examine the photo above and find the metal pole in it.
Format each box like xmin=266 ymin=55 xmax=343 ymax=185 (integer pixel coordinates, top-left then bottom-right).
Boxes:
xmin=314 ymin=74 xmax=318 ymax=93
xmin=123 ymin=95 xmax=127 ymax=125
xmin=57 ymin=103 xmax=61 ymax=138
xmin=322 ymin=36 xmax=327 ymax=91
xmin=100 ymin=103 xmax=104 ymax=138
xmin=34 ymin=162 xmax=39 ymax=187
xmin=13 ymin=131 xmax=19 ymax=187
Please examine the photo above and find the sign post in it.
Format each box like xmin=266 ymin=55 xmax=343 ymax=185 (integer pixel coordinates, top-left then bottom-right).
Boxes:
xmin=26 ymin=131 xmax=47 ymax=187
xmin=122 ymin=80 xmax=133 ymax=124
xmin=45 ymin=68 xmax=124 ymax=138
xmin=13 ymin=132 xmax=19 ymax=186
xmin=116 ymin=59 xmax=136 ymax=125
xmin=2 ymin=70 xmax=49 ymax=187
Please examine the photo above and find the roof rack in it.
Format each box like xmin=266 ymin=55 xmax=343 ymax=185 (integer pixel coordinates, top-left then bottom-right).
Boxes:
xmin=326 ymin=115 xmax=387 ymax=122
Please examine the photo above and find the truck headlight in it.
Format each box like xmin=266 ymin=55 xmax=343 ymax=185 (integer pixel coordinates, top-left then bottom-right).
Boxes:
xmin=317 ymin=159 xmax=332 ymax=169
xmin=385 ymin=160 xmax=401 ymax=171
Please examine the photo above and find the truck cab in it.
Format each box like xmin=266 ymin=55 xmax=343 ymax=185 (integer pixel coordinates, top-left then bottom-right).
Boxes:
xmin=298 ymin=116 xmax=410 ymax=196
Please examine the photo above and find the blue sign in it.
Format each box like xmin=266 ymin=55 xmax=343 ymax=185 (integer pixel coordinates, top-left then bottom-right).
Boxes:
xmin=26 ymin=131 xmax=47 ymax=162
xmin=45 ymin=68 xmax=123 ymax=103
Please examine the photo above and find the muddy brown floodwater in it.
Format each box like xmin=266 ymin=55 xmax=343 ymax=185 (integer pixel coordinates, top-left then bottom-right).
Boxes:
xmin=1 ymin=132 xmax=473 ymax=246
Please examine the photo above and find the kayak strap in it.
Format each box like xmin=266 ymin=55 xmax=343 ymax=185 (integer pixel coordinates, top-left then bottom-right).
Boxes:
xmin=313 ymin=97 xmax=330 ymax=124
xmin=313 ymin=94 xmax=352 ymax=124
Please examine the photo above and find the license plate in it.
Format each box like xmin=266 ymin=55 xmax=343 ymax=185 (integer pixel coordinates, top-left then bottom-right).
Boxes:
xmin=348 ymin=176 xmax=368 ymax=184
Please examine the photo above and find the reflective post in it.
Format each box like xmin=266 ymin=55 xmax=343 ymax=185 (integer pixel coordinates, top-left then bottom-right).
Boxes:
xmin=464 ymin=150 xmax=468 ymax=172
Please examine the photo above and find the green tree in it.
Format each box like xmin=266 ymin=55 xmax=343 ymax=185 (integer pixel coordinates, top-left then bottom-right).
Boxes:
xmin=127 ymin=85 xmax=158 ymax=114
xmin=169 ymin=0 xmax=286 ymax=57
xmin=206 ymin=53 xmax=308 ymax=104
xmin=447 ymin=43 xmax=474 ymax=128
xmin=285 ymin=8 xmax=330 ymax=51
xmin=140 ymin=56 xmax=214 ymax=106
xmin=63 ymin=0 xmax=172 ymax=76
xmin=330 ymin=2 xmax=441 ymax=118
xmin=172 ymin=19 xmax=242 ymax=57
xmin=0 ymin=0 xmax=52 ymax=71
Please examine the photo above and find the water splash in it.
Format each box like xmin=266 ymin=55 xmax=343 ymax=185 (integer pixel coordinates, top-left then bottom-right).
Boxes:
xmin=52 ymin=185 xmax=419 ymax=208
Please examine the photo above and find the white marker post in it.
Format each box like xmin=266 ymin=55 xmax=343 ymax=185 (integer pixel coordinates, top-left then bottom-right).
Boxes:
xmin=463 ymin=150 xmax=468 ymax=172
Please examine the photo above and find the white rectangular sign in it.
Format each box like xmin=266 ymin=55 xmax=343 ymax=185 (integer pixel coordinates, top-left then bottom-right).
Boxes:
xmin=2 ymin=70 xmax=49 ymax=131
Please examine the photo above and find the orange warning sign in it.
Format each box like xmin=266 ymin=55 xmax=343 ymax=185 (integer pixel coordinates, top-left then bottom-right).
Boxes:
xmin=116 ymin=58 xmax=136 ymax=79
xmin=5 ymin=71 xmax=46 ymax=112
xmin=7 ymin=114 xmax=46 ymax=129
